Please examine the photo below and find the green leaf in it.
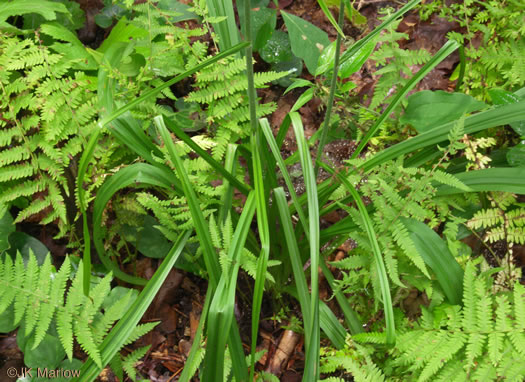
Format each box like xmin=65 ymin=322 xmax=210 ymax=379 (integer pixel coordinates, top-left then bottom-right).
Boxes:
xmin=489 ymin=89 xmax=525 ymax=137
xmin=120 ymin=215 xmax=173 ymax=259
xmin=401 ymin=218 xmax=464 ymax=305
xmin=507 ymin=142 xmax=525 ymax=167
xmin=401 ymin=90 xmax=486 ymax=133
xmin=24 ymin=333 xmax=66 ymax=370
xmin=339 ymin=37 xmax=375 ymax=78
xmin=317 ymin=37 xmax=375 ymax=77
xmin=281 ymin=10 xmax=331 ymax=74
xmin=0 ymin=209 xmax=14 ymax=253
xmin=0 ymin=0 xmax=68 ymax=23
xmin=316 ymin=40 xmax=337 ymax=76
xmin=7 ymin=232 xmax=49 ymax=266
xmin=291 ymin=87 xmax=315 ymax=112
xmin=0 ymin=306 xmax=17 ymax=333
xmin=435 ymin=168 xmax=525 ymax=195
xmin=95 ymin=4 xmax=127 ymax=28
xmin=96 ymin=17 xmax=149 ymax=54
xmin=284 ymin=79 xmax=314 ymax=95
xmin=259 ymin=30 xmax=293 ymax=64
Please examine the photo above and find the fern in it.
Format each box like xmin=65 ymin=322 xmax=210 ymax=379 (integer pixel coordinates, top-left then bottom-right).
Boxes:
xmin=0 ymin=251 xmax=155 ymax=373
xmin=368 ymin=10 xmax=431 ymax=111
xmin=0 ymin=31 xmax=102 ymax=236
xmin=420 ymin=0 xmax=525 ymax=99
xmin=331 ymin=156 xmax=468 ymax=312
xmin=350 ymin=261 xmax=525 ymax=381
xmin=186 ymin=56 xmax=288 ymax=159
xmin=209 ymin=213 xmax=280 ymax=284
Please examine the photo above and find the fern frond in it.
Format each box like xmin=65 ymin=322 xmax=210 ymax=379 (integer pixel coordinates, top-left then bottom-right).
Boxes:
xmin=123 ymin=345 xmax=150 ymax=381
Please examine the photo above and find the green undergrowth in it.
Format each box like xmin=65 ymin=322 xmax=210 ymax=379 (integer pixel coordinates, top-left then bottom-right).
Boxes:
xmin=1 ymin=0 xmax=525 ymax=381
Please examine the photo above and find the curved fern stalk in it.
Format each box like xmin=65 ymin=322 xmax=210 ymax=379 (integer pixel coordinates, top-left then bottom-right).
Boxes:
xmin=74 ymin=230 xmax=190 ymax=382
xmin=317 ymin=161 xmax=395 ymax=345
xmin=76 ymin=42 xmax=250 ymax=295
xmin=352 ymin=39 xmax=460 ymax=159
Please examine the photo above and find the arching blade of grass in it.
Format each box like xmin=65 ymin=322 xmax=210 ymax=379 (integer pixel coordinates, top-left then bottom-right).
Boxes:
xmin=202 ymin=192 xmax=256 ymax=381
xmin=318 ymin=160 xmax=395 ymax=344
xmin=318 ymin=261 xmax=363 ymax=335
xmin=289 ymin=112 xmax=321 ymax=379
xmin=75 ymin=230 xmax=191 ymax=382
xmin=77 ymin=42 xmax=249 ymax=295
xmin=360 ymin=100 xmax=525 ymax=172
xmin=109 ymin=114 xmax=164 ymax=166
xmin=249 ymin=131 xmax=271 ymax=380
xmin=219 ymin=144 xmax=240 ymax=224
xmin=435 ymin=168 xmax=525 ymax=195
xmin=92 ymin=163 xmax=181 ymax=285
xmin=155 ymin=116 xmax=221 ymax=287
xmin=275 ymin=187 xmax=312 ymax=333
xmin=352 ymin=39 xmax=460 ymax=158
xmin=259 ymin=118 xmax=309 ymax=235
xmin=163 ymin=116 xmax=251 ymax=196
xmin=156 ymin=116 xmax=249 ymax=381
xmin=401 ymin=218 xmax=464 ymax=305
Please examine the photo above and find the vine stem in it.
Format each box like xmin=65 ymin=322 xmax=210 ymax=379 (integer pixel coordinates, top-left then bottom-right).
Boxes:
xmin=315 ymin=0 xmax=346 ymax=177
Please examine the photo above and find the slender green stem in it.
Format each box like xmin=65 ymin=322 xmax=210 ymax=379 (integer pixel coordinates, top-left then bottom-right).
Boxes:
xmin=455 ymin=44 xmax=466 ymax=92
xmin=315 ymin=0 xmax=345 ymax=177
xmin=243 ymin=1 xmax=258 ymax=135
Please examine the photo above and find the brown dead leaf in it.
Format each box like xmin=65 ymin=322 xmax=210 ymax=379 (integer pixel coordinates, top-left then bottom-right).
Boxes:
xmin=157 ymin=305 xmax=178 ymax=334
xmin=178 ymin=339 xmax=192 ymax=358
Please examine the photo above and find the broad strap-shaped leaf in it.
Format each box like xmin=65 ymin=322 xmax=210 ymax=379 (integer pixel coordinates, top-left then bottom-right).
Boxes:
xmin=400 ymin=217 xmax=463 ymax=305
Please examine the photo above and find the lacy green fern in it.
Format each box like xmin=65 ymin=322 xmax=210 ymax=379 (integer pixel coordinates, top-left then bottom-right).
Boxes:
xmin=186 ymin=56 xmax=288 ymax=159
xmin=330 ymin=155 xmax=468 ymax=313
xmin=209 ymin=213 xmax=280 ymax=283
xmin=0 ymin=251 xmax=157 ymax=379
xmin=0 ymin=31 xmax=99 ymax=236
xmin=368 ymin=9 xmax=431 ymax=111
xmin=420 ymin=0 xmax=525 ymax=99
xmin=323 ymin=261 xmax=525 ymax=381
